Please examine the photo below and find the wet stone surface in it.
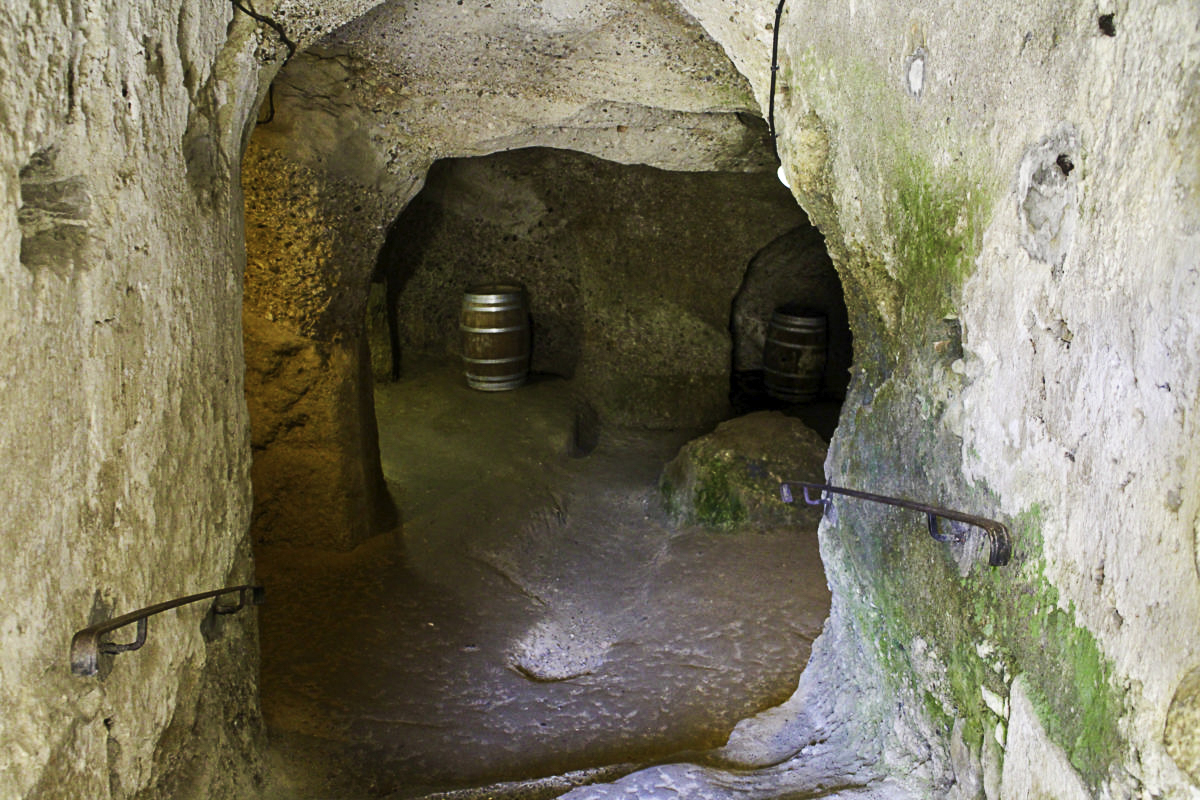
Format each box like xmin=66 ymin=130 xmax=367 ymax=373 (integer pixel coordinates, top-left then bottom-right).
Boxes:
xmin=259 ymin=361 xmax=830 ymax=798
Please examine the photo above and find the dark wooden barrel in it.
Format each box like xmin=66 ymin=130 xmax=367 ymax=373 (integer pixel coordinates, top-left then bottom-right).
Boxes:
xmin=763 ymin=305 xmax=826 ymax=403
xmin=460 ymin=283 xmax=531 ymax=391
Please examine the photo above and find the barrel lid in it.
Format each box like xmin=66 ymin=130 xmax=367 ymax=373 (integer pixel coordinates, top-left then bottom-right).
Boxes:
xmin=465 ymin=281 xmax=526 ymax=297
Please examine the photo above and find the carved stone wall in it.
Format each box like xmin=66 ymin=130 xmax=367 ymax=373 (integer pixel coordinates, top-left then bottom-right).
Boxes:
xmin=0 ymin=2 xmax=269 ymax=797
xmin=3 ymin=0 xmax=1196 ymax=797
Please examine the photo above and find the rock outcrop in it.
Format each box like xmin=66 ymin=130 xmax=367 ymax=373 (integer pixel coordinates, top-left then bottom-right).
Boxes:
xmin=661 ymin=411 xmax=827 ymax=530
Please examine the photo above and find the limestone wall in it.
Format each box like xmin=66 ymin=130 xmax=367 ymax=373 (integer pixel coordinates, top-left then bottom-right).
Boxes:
xmin=0 ymin=2 xmax=271 ymax=797
xmin=677 ymin=0 xmax=1200 ymax=795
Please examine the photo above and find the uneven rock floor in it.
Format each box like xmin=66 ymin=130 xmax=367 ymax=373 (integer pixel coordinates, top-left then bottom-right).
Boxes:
xmin=258 ymin=361 xmax=831 ymax=798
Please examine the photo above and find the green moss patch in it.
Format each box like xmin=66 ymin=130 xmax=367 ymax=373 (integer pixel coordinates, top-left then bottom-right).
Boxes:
xmin=839 ymin=482 xmax=1124 ymax=790
xmin=892 ymin=160 xmax=989 ymax=330
xmin=659 ymin=412 xmax=827 ymax=532
xmin=691 ymin=460 xmax=749 ymax=529
xmin=833 ymin=356 xmax=1122 ymax=790
xmin=773 ymin=41 xmax=1122 ymax=788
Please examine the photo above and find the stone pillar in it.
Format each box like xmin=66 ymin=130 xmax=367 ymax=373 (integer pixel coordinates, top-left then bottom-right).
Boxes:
xmin=241 ymin=144 xmax=397 ymax=550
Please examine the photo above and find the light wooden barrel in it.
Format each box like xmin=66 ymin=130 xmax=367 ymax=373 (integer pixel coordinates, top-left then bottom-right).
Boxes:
xmin=460 ymin=283 xmax=531 ymax=391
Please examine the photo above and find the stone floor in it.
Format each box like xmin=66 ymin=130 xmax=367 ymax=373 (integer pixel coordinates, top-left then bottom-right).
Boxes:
xmin=258 ymin=360 xmax=832 ymax=799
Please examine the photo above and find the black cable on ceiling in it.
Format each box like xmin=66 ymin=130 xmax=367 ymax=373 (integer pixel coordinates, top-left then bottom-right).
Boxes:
xmin=230 ymin=0 xmax=297 ymax=125
xmin=231 ymin=0 xmax=297 ymax=62
xmin=767 ymin=0 xmax=786 ymax=162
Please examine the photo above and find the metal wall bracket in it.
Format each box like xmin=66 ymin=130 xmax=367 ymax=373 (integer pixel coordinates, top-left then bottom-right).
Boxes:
xmin=782 ymin=481 xmax=1012 ymax=567
xmin=71 ymin=585 xmax=264 ymax=677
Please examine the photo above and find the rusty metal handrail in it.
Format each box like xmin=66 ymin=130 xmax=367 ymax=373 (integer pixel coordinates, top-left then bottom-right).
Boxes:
xmin=781 ymin=481 xmax=1012 ymax=567
xmin=71 ymin=584 xmax=264 ymax=677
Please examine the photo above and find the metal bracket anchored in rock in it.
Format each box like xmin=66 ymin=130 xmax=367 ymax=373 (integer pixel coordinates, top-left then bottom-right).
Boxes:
xmin=70 ymin=585 xmax=265 ymax=676
xmin=780 ymin=481 xmax=1012 ymax=567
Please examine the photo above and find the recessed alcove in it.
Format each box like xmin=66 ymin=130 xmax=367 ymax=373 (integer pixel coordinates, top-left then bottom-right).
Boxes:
xmin=367 ymin=146 xmax=851 ymax=434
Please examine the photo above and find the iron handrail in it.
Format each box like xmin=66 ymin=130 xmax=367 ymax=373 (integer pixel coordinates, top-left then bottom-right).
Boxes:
xmin=782 ymin=481 xmax=1012 ymax=567
xmin=71 ymin=584 xmax=264 ymax=677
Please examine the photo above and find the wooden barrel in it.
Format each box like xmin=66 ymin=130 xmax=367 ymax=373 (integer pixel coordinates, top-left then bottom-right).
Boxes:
xmin=460 ymin=283 xmax=531 ymax=391
xmin=763 ymin=305 xmax=826 ymax=403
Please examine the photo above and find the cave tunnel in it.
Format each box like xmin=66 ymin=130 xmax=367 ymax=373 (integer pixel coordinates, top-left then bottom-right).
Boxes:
xmin=6 ymin=1 xmax=1200 ymax=799
xmin=250 ymin=132 xmax=852 ymax=793
xmin=232 ymin=5 xmax=866 ymax=792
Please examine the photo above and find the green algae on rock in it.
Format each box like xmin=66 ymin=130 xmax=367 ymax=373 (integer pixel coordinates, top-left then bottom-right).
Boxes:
xmin=660 ymin=411 xmax=828 ymax=531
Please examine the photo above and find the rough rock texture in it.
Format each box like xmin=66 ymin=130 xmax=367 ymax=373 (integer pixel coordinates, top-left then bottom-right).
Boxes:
xmin=554 ymin=614 xmax=906 ymax=799
xmin=249 ymin=0 xmax=1200 ymax=794
xmin=731 ymin=223 xmax=852 ymax=399
xmin=660 ymin=411 xmax=827 ymax=530
xmin=0 ymin=1 xmax=274 ymax=797
xmin=667 ymin=0 xmax=1200 ymax=796
xmin=6 ymin=0 xmax=1196 ymax=796
xmin=370 ymin=147 xmax=804 ymax=429
xmin=243 ymin=0 xmax=780 ymax=546
xmin=999 ymin=677 xmax=1093 ymax=800
xmin=242 ymin=313 xmax=395 ymax=549
xmin=1166 ymin=665 xmax=1200 ymax=786
xmin=241 ymin=143 xmax=399 ymax=550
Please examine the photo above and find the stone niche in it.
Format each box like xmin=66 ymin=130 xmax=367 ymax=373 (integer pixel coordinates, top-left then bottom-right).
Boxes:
xmin=369 ymin=146 xmax=811 ymax=430
xmin=732 ymin=223 xmax=852 ymax=400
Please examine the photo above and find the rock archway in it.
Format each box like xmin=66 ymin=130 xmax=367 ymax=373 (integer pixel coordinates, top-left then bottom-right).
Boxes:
xmin=241 ymin=0 xmax=795 ymax=550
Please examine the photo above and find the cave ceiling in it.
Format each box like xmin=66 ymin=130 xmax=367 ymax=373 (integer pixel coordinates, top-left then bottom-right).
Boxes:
xmin=260 ymin=0 xmax=778 ymax=186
